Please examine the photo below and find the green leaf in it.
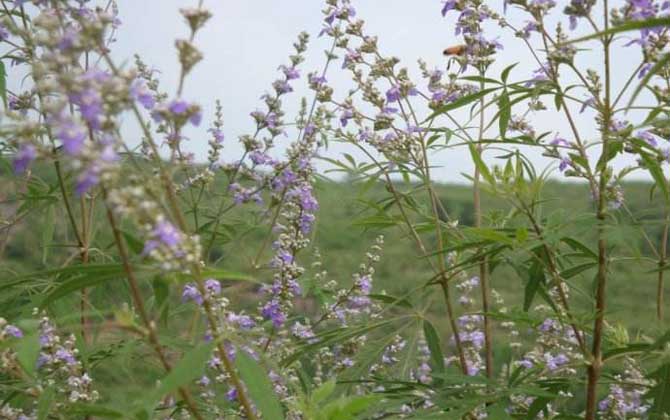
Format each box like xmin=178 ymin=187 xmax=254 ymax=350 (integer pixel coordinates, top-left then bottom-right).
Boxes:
xmin=39 ymin=270 xmax=124 ymax=309
xmin=121 ymin=230 xmax=144 ymax=255
xmin=311 ymin=379 xmax=336 ymax=406
xmin=561 ymin=237 xmax=598 ymax=260
xmin=423 ymin=319 xmax=446 ymax=375
xmin=559 ymin=262 xmax=597 ymax=279
xmin=160 ymin=342 xmax=213 ymax=392
xmin=16 ymin=332 xmax=40 ymax=376
xmin=67 ymin=403 xmax=124 ymax=418
xmin=319 ymin=395 xmax=380 ymax=420
xmin=501 ymin=63 xmax=518 ymax=84
xmin=0 ymin=60 xmax=6 ymax=108
xmin=41 ymin=205 xmax=55 ymax=264
xmin=37 ymin=386 xmax=55 ymax=420
xmin=152 ymin=276 xmax=170 ymax=326
xmin=524 ymin=260 xmax=545 ymax=312
xmin=468 ymin=143 xmax=495 ymax=186
xmin=424 ymin=87 xmax=500 ymax=122
xmin=235 ymin=351 xmax=284 ymax=420
xmin=368 ymin=293 xmax=413 ymax=309
xmin=498 ymin=91 xmax=511 ymax=137
xmin=141 ymin=342 xmax=215 ymax=414
xmin=645 ymin=362 xmax=670 ymax=417
xmin=568 ymin=16 xmax=670 ymax=44
xmin=640 ymin=152 xmax=669 ymax=202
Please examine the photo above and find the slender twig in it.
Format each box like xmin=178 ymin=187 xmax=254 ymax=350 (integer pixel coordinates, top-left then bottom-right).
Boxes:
xmin=474 ymin=74 xmax=494 ymax=380
xmin=657 ymin=208 xmax=669 ymax=322
xmin=586 ymin=2 xmax=612 ymax=417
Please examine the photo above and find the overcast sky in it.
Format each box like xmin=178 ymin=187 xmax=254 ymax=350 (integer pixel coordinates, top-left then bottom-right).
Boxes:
xmin=109 ymin=0 xmax=647 ymax=183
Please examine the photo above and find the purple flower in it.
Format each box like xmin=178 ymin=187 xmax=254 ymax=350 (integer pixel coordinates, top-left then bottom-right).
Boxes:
xmin=57 ymin=27 xmax=79 ymax=51
xmin=637 ymin=130 xmax=658 ymax=147
xmin=539 ymin=318 xmax=558 ymax=332
xmin=342 ymin=49 xmax=361 ymax=68
xmin=580 ymin=97 xmax=596 ymax=113
xmin=639 ymin=62 xmax=653 ymax=79
xmin=182 ymin=284 xmax=203 ymax=305
xmin=261 ymin=300 xmax=286 ymax=328
xmin=204 ymin=279 xmax=222 ymax=295
xmin=309 ymin=74 xmax=327 ymax=87
xmin=153 ymin=221 xmax=181 ymax=248
xmin=559 ymin=157 xmax=571 ymax=172
xmin=441 ymin=0 xmax=457 ymax=16
xmin=550 ymin=136 xmax=570 ymax=147
xmin=520 ymin=21 xmax=539 ymax=38
xmin=0 ymin=24 xmax=9 ymax=42
xmin=273 ymin=79 xmax=293 ymax=94
xmin=386 ymin=85 xmax=402 ymax=103
xmin=340 ymin=109 xmax=354 ymax=127
xmin=210 ymin=128 xmax=225 ymax=143
xmin=189 ymin=110 xmax=202 ymax=126
xmin=526 ymin=64 xmax=550 ymax=87
xmin=226 ymin=387 xmax=238 ymax=401
xmin=228 ymin=313 xmax=256 ymax=330
xmin=70 ymin=88 xmax=103 ymax=128
xmin=130 ymin=80 xmax=155 ymax=110
xmin=545 ymin=353 xmax=569 ymax=371
xmin=55 ymin=118 xmax=87 ymax=156
xmin=280 ymin=65 xmax=300 ymax=80
xmin=519 ymin=359 xmax=533 ymax=369
xmin=76 ymin=166 xmax=100 ymax=196
xmin=55 ymin=349 xmax=76 ymax=365
xmin=169 ymin=100 xmax=189 ymax=115
xmin=13 ymin=144 xmax=36 ymax=174
xmin=3 ymin=325 xmax=23 ymax=338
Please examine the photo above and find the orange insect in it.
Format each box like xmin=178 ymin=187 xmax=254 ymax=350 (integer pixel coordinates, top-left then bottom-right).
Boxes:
xmin=443 ymin=44 xmax=467 ymax=56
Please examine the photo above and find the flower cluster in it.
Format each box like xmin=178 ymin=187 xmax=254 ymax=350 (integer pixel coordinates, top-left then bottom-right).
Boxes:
xmin=597 ymin=357 xmax=653 ymax=419
xmin=453 ymin=276 xmax=485 ymax=376
xmin=5 ymin=5 xmax=136 ymax=196
xmin=107 ymin=185 xmax=201 ymax=271
xmin=0 ymin=316 xmax=97 ymax=418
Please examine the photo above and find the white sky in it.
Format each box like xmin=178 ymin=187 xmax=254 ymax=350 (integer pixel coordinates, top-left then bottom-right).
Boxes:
xmin=108 ymin=1 xmax=653 ymax=182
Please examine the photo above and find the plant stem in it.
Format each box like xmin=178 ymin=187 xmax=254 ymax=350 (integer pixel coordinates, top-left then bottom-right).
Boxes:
xmin=586 ymin=2 xmax=612 ymax=417
xmin=658 ymin=209 xmax=669 ymax=322
xmin=475 ymin=74 xmax=494 ymax=380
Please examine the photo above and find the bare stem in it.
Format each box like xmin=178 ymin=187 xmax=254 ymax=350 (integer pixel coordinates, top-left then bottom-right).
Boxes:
xmin=474 ymin=78 xmax=494 ymax=380
xmin=657 ymin=209 xmax=669 ymax=322
xmin=585 ymin=2 xmax=612 ymax=417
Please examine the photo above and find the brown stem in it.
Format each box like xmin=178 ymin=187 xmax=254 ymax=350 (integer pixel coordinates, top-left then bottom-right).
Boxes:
xmin=658 ymin=211 xmax=668 ymax=322
xmin=586 ymin=3 xmax=612 ymax=417
xmin=104 ymin=203 xmax=204 ymax=420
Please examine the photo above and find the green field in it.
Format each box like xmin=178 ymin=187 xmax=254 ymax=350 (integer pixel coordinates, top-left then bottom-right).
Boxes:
xmin=2 ymin=170 xmax=666 ymax=333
